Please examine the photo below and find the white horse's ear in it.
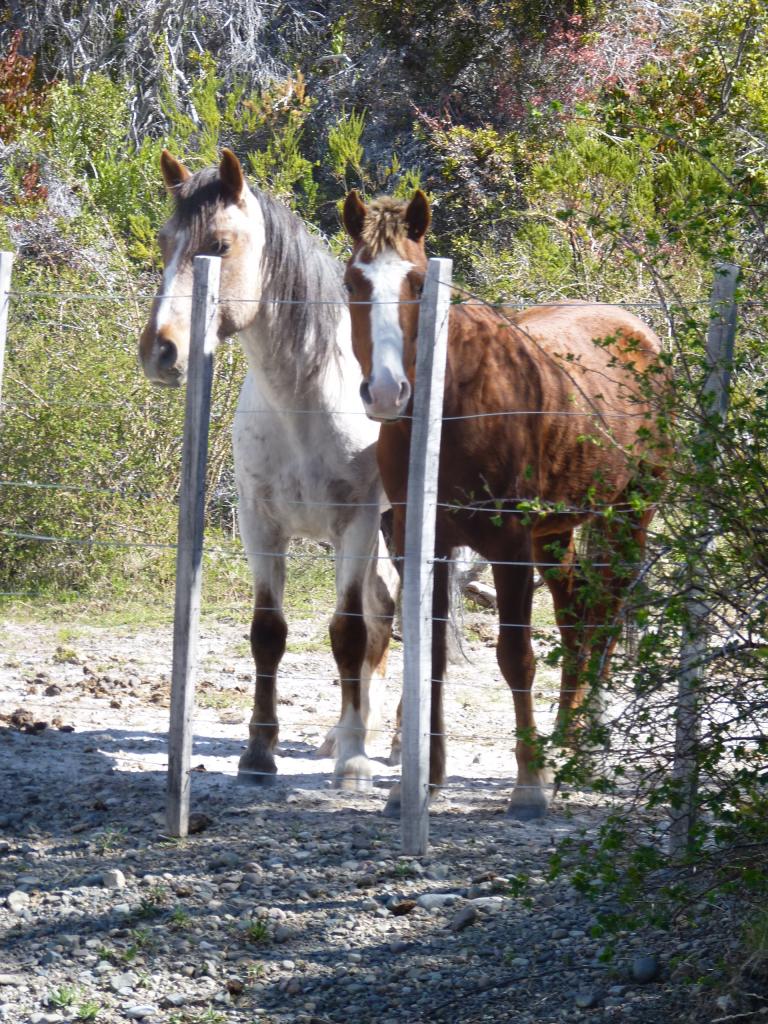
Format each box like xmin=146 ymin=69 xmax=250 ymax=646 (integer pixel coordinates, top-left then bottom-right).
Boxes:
xmin=220 ymin=148 xmax=245 ymax=202
xmin=343 ymin=190 xmax=367 ymax=240
xmin=405 ymin=190 xmax=431 ymax=242
xmin=160 ymin=150 xmax=191 ymax=193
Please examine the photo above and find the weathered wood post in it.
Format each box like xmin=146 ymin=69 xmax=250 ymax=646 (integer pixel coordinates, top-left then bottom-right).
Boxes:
xmin=401 ymin=256 xmax=452 ymax=856
xmin=167 ymin=255 xmax=220 ymax=836
xmin=0 ymin=252 xmax=14 ymax=415
xmin=669 ymin=262 xmax=738 ymax=858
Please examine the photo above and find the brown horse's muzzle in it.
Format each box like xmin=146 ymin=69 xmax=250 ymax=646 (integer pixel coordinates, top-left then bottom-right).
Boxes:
xmin=359 ymin=371 xmax=411 ymax=422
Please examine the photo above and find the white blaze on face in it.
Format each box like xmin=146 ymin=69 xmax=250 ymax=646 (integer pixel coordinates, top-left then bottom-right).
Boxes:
xmin=155 ymin=229 xmax=188 ymax=332
xmin=355 ymin=251 xmax=412 ymax=387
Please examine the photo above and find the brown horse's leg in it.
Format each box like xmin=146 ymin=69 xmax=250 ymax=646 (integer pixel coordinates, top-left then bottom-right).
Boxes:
xmin=383 ymin=525 xmax=451 ymax=818
xmin=585 ymin=502 xmax=655 ymax=682
xmin=429 ymin=552 xmax=450 ymax=794
xmin=553 ymin=502 xmax=655 ymax=736
xmin=388 ymin=696 xmax=403 ymax=767
xmin=533 ymin=530 xmax=587 ymax=737
xmin=238 ymin=585 xmax=287 ymax=783
xmin=492 ymin=545 xmax=547 ymax=819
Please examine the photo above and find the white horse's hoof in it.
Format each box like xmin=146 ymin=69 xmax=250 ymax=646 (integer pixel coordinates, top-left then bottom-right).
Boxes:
xmin=333 ymin=755 xmax=373 ymax=793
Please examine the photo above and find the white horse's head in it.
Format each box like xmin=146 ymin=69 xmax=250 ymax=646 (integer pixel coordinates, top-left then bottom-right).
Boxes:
xmin=139 ymin=149 xmax=265 ymax=385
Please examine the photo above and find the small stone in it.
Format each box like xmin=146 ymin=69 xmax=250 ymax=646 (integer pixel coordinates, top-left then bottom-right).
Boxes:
xmin=389 ymin=899 xmax=417 ymax=917
xmin=0 ymin=976 xmax=25 ymax=986
xmin=102 ymin=868 xmax=126 ymax=889
xmin=575 ymin=991 xmax=600 ymax=1009
xmin=470 ymin=896 xmax=508 ymax=913
xmin=450 ymin=905 xmax=478 ymax=932
xmin=6 ymin=891 xmax=30 ymax=912
xmin=110 ymin=972 xmax=139 ymax=992
xmin=15 ymin=874 xmax=42 ymax=886
xmin=416 ymin=893 xmax=458 ymax=911
xmin=630 ymin=954 xmax=661 ymax=984
xmin=123 ymin=1006 xmax=157 ymax=1020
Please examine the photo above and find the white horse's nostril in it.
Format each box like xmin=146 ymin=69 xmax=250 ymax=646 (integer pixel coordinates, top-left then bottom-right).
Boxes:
xmin=397 ymin=379 xmax=411 ymax=406
xmin=157 ymin=338 xmax=178 ymax=370
xmin=359 ymin=380 xmax=373 ymax=405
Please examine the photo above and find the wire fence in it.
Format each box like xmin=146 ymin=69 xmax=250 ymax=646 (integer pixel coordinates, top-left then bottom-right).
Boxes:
xmin=1 ymin=252 xmax=765 ymax=855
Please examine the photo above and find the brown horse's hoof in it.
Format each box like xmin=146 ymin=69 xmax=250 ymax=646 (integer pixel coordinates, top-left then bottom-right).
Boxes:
xmin=382 ymin=781 xmax=401 ymax=818
xmin=236 ymin=770 xmax=276 ymax=786
xmin=237 ymin=749 xmax=277 ymax=785
xmin=506 ymin=802 xmax=547 ymax=821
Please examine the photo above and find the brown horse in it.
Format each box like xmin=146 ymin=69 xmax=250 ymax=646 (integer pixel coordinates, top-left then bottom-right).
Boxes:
xmin=342 ymin=190 xmax=667 ymax=819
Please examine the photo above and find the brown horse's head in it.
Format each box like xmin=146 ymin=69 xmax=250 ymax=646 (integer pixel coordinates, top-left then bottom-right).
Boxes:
xmin=139 ymin=149 xmax=264 ymax=386
xmin=342 ymin=190 xmax=431 ymax=421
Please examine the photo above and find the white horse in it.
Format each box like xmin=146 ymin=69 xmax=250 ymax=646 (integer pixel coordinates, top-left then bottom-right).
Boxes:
xmin=139 ymin=149 xmax=398 ymax=790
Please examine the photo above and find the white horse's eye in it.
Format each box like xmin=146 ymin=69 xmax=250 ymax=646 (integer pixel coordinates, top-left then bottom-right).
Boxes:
xmin=209 ymin=239 xmax=230 ymax=256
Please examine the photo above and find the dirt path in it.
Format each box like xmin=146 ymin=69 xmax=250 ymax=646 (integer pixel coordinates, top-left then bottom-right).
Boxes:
xmin=0 ymin=609 xmax=720 ymax=1023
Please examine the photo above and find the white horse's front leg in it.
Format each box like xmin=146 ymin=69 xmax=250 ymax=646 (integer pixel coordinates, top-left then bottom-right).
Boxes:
xmin=237 ymin=508 xmax=288 ymax=785
xmin=327 ymin=511 xmax=382 ymax=791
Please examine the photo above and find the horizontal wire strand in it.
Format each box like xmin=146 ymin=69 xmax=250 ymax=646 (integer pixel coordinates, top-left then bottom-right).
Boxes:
xmin=0 ymin=530 xmax=675 ymax=570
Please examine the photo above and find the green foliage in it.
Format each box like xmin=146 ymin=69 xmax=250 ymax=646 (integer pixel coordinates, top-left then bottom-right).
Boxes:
xmin=355 ymin=0 xmax=606 ymax=81
xmin=327 ymin=108 xmax=366 ymax=188
xmin=244 ymin=918 xmax=271 ymax=944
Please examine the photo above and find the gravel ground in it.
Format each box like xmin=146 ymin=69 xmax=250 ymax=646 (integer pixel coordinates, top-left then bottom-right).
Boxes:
xmin=0 ymin=609 xmax=739 ymax=1023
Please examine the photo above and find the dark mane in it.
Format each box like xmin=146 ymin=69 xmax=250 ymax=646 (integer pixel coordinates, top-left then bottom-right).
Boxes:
xmin=174 ymin=168 xmax=344 ymax=382
xmin=174 ymin=168 xmax=229 ymax=253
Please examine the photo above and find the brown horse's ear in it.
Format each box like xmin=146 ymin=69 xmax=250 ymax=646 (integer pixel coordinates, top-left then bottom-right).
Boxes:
xmin=160 ymin=150 xmax=191 ymax=193
xmin=343 ymin=190 xmax=368 ymax=241
xmin=405 ymin=190 xmax=431 ymax=242
xmin=219 ymin=148 xmax=245 ymax=202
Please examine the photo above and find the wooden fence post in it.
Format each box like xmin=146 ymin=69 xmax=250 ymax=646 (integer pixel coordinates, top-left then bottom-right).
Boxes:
xmin=166 ymin=255 xmax=220 ymax=836
xmin=669 ymin=262 xmax=738 ymax=858
xmin=0 ymin=252 xmax=14 ymax=416
xmin=401 ymin=256 xmax=452 ymax=856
